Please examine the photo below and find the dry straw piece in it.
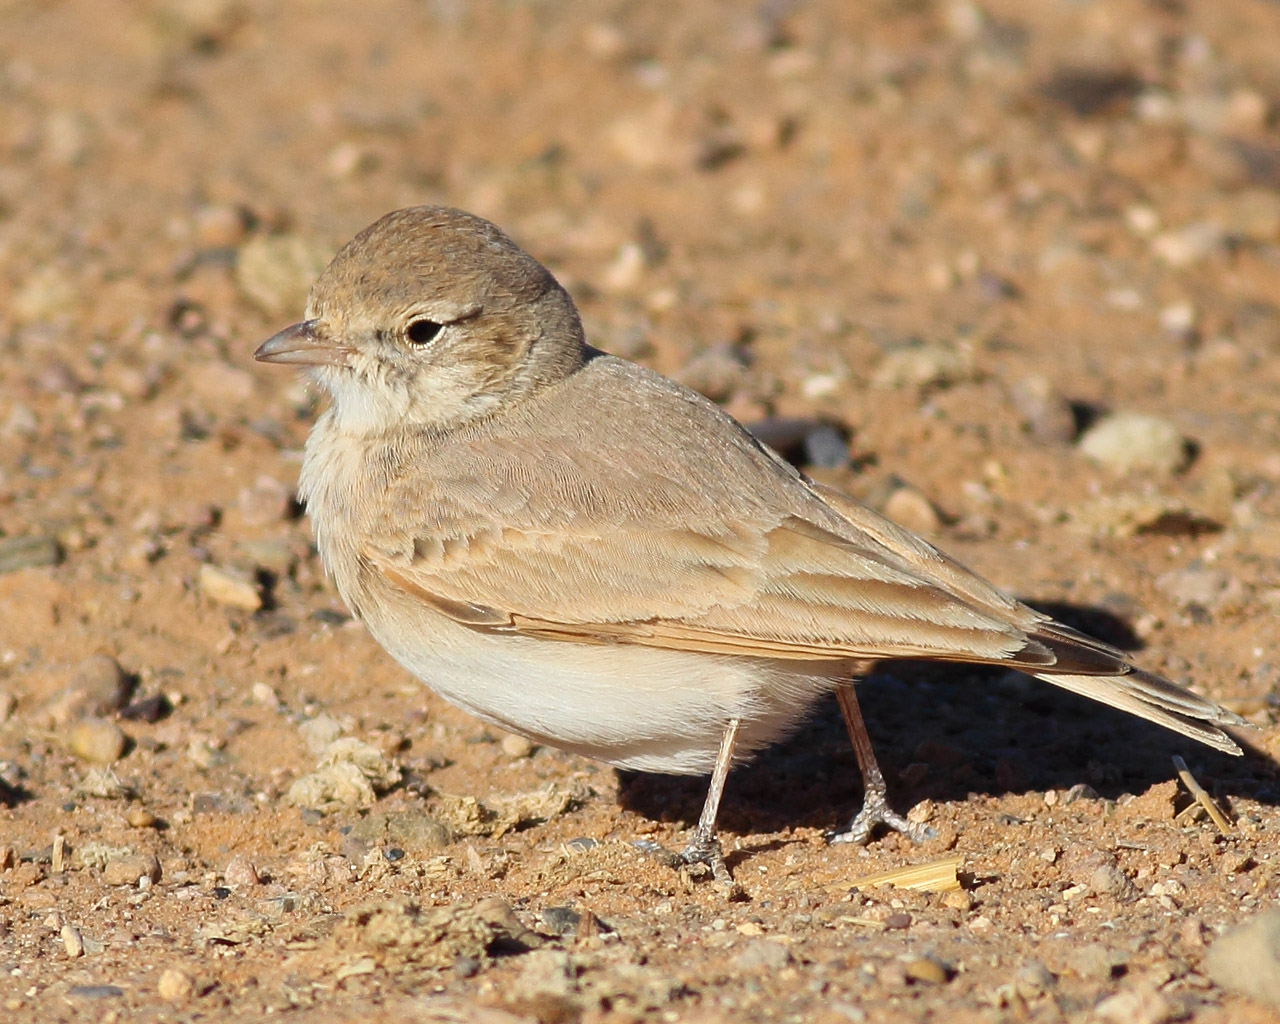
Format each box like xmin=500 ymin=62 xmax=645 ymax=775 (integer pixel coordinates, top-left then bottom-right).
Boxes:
xmin=1172 ymin=755 xmax=1234 ymax=835
xmin=844 ymin=854 xmax=963 ymax=893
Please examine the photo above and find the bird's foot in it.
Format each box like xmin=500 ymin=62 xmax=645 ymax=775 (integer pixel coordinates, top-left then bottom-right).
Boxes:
xmin=633 ymin=833 xmax=743 ymax=897
xmin=828 ymin=789 xmax=937 ymax=846
xmin=680 ymin=830 xmax=737 ymax=888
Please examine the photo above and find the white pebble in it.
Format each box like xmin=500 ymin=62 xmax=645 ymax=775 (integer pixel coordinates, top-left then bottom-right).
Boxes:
xmin=1078 ymin=412 xmax=1186 ymax=477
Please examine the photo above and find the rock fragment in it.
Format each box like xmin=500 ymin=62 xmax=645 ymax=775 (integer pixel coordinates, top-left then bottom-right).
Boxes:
xmin=1206 ymin=909 xmax=1280 ymax=1010
xmin=61 ymin=924 xmax=84 ymax=958
xmin=0 ymin=535 xmax=61 ymax=573
xmin=66 ymin=718 xmax=128 ymax=765
xmin=872 ymin=340 xmax=974 ymax=390
xmin=157 ymin=967 xmax=195 ymax=1003
xmin=1011 ymin=375 xmax=1076 ymax=444
xmin=68 ymin=655 xmax=133 ymax=716
xmin=236 ymin=234 xmax=331 ymax=316
xmin=333 ymin=898 xmax=514 ymax=971
xmin=102 ymin=851 xmax=161 ymax=887
xmin=904 ymin=956 xmax=949 ymax=984
xmin=1078 ymin=412 xmax=1186 ymax=476
xmin=285 ymin=737 xmax=402 ymax=812
xmin=198 ymin=564 xmax=262 ymax=611
xmin=223 ymin=855 xmax=260 ymax=888
xmin=500 ymin=733 xmax=535 ymax=759
xmin=1155 ymin=565 xmax=1246 ymax=613
xmin=883 ymin=483 xmax=943 ymax=534
xmin=733 ymin=938 xmax=792 ymax=970
xmin=1092 ymin=983 xmax=1174 ymax=1024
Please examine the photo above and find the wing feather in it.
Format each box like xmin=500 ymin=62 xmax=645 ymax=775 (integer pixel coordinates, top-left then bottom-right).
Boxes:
xmin=370 ymin=513 xmax=1042 ymax=665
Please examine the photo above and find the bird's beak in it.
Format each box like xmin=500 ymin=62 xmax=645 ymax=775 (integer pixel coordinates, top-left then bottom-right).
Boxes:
xmin=253 ymin=320 xmax=352 ymax=368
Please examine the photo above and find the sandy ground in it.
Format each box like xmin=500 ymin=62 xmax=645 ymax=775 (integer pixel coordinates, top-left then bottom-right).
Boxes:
xmin=2 ymin=1 xmax=1280 ymax=1021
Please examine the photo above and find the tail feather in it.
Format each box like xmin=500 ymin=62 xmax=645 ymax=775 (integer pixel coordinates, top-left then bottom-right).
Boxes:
xmin=1033 ymin=667 xmax=1246 ymax=755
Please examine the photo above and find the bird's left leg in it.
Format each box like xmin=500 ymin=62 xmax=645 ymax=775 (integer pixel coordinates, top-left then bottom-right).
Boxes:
xmin=680 ymin=717 xmax=740 ymax=886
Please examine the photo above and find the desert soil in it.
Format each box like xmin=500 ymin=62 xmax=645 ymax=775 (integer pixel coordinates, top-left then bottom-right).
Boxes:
xmin=2 ymin=1 xmax=1280 ymax=1022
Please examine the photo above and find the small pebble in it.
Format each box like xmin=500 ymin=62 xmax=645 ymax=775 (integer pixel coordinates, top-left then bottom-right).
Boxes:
xmin=236 ymin=234 xmax=332 ymax=316
xmin=675 ymin=346 xmax=747 ymax=402
xmin=68 ymin=655 xmax=132 ymax=715
xmin=475 ymin=896 xmax=540 ymax=948
xmin=732 ymin=938 xmax=792 ymax=970
xmin=66 ymin=718 xmax=128 ymax=765
xmin=1010 ymin=375 xmax=1076 ymax=444
xmin=872 ymin=341 xmax=973 ymax=389
xmin=1155 ymin=566 xmax=1243 ymax=612
xmin=125 ymin=806 xmax=157 ymax=829
xmin=1219 ymin=849 xmax=1252 ymax=875
xmin=1159 ymin=302 xmax=1197 ymax=340
xmin=1066 ymin=942 xmax=1118 ymax=981
xmin=1078 ymin=412 xmax=1186 ymax=477
xmin=904 ymin=956 xmax=949 ymax=985
xmin=384 ymin=811 xmax=453 ymax=852
xmin=0 ymin=535 xmax=61 ymax=574
xmin=185 ymin=736 xmax=225 ymax=770
xmin=0 ymin=692 xmax=15 ymax=723
xmin=119 ymin=695 xmax=170 ymax=723
xmin=157 ymin=967 xmax=195 ymax=1003
xmin=1012 ymin=959 xmax=1056 ymax=998
xmin=540 ymin=906 xmax=581 ymax=935
xmin=883 ymin=485 xmax=942 ymax=534
xmin=327 ymin=141 xmax=379 ymax=180
xmin=12 ymin=267 xmax=76 ymax=324
xmin=224 ymin=855 xmax=260 ymax=888
xmin=102 ymin=852 xmax=161 ymax=887
xmin=1092 ymin=983 xmax=1173 ymax=1024
xmin=298 ymin=714 xmax=344 ymax=753
xmin=237 ymin=537 xmax=295 ymax=575
xmin=66 ymin=985 xmax=124 ymax=1000
xmin=1205 ymin=909 xmax=1280 ymax=1010
xmin=61 ymin=924 xmax=84 ymax=958
xmin=1152 ymin=222 xmax=1223 ymax=267
xmin=501 ymin=733 xmax=535 ymax=759
xmin=194 ymin=203 xmax=251 ymax=248
xmin=236 ymin=475 xmax=292 ymax=526
xmin=198 ymin=564 xmax=262 ymax=611
xmin=1088 ymin=863 xmax=1135 ymax=899
xmin=1180 ymin=918 xmax=1207 ymax=948
xmin=941 ymin=890 xmax=973 ymax=911
xmin=803 ymin=424 xmax=850 ymax=469
xmin=2 ymin=402 xmax=38 ymax=438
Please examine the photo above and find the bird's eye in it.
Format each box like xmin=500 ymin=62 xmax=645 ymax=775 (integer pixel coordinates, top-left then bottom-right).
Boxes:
xmin=405 ymin=319 xmax=443 ymax=345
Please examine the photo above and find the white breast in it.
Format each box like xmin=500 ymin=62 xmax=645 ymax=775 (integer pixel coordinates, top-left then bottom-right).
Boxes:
xmin=361 ymin=594 xmax=838 ymax=774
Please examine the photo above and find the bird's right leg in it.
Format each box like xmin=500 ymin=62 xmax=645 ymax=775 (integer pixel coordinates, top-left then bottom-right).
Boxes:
xmin=829 ymin=680 xmax=936 ymax=845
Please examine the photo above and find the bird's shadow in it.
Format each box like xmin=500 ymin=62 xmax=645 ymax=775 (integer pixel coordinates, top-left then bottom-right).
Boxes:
xmin=618 ymin=602 xmax=1273 ymax=839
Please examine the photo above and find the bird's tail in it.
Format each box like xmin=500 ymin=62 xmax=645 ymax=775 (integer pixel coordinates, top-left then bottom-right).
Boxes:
xmin=1031 ymin=666 xmax=1246 ymax=754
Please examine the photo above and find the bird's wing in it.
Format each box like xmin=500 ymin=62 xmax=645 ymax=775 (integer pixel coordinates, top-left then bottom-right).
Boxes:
xmin=362 ymin=437 xmax=1073 ymax=669
xmin=369 ymin=512 xmax=1049 ymax=663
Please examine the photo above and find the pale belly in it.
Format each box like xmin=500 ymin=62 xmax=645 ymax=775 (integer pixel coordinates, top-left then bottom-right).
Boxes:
xmin=360 ymin=598 xmax=845 ymax=774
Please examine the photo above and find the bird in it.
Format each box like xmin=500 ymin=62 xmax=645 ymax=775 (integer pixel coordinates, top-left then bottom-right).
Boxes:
xmin=254 ymin=205 xmax=1245 ymax=883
